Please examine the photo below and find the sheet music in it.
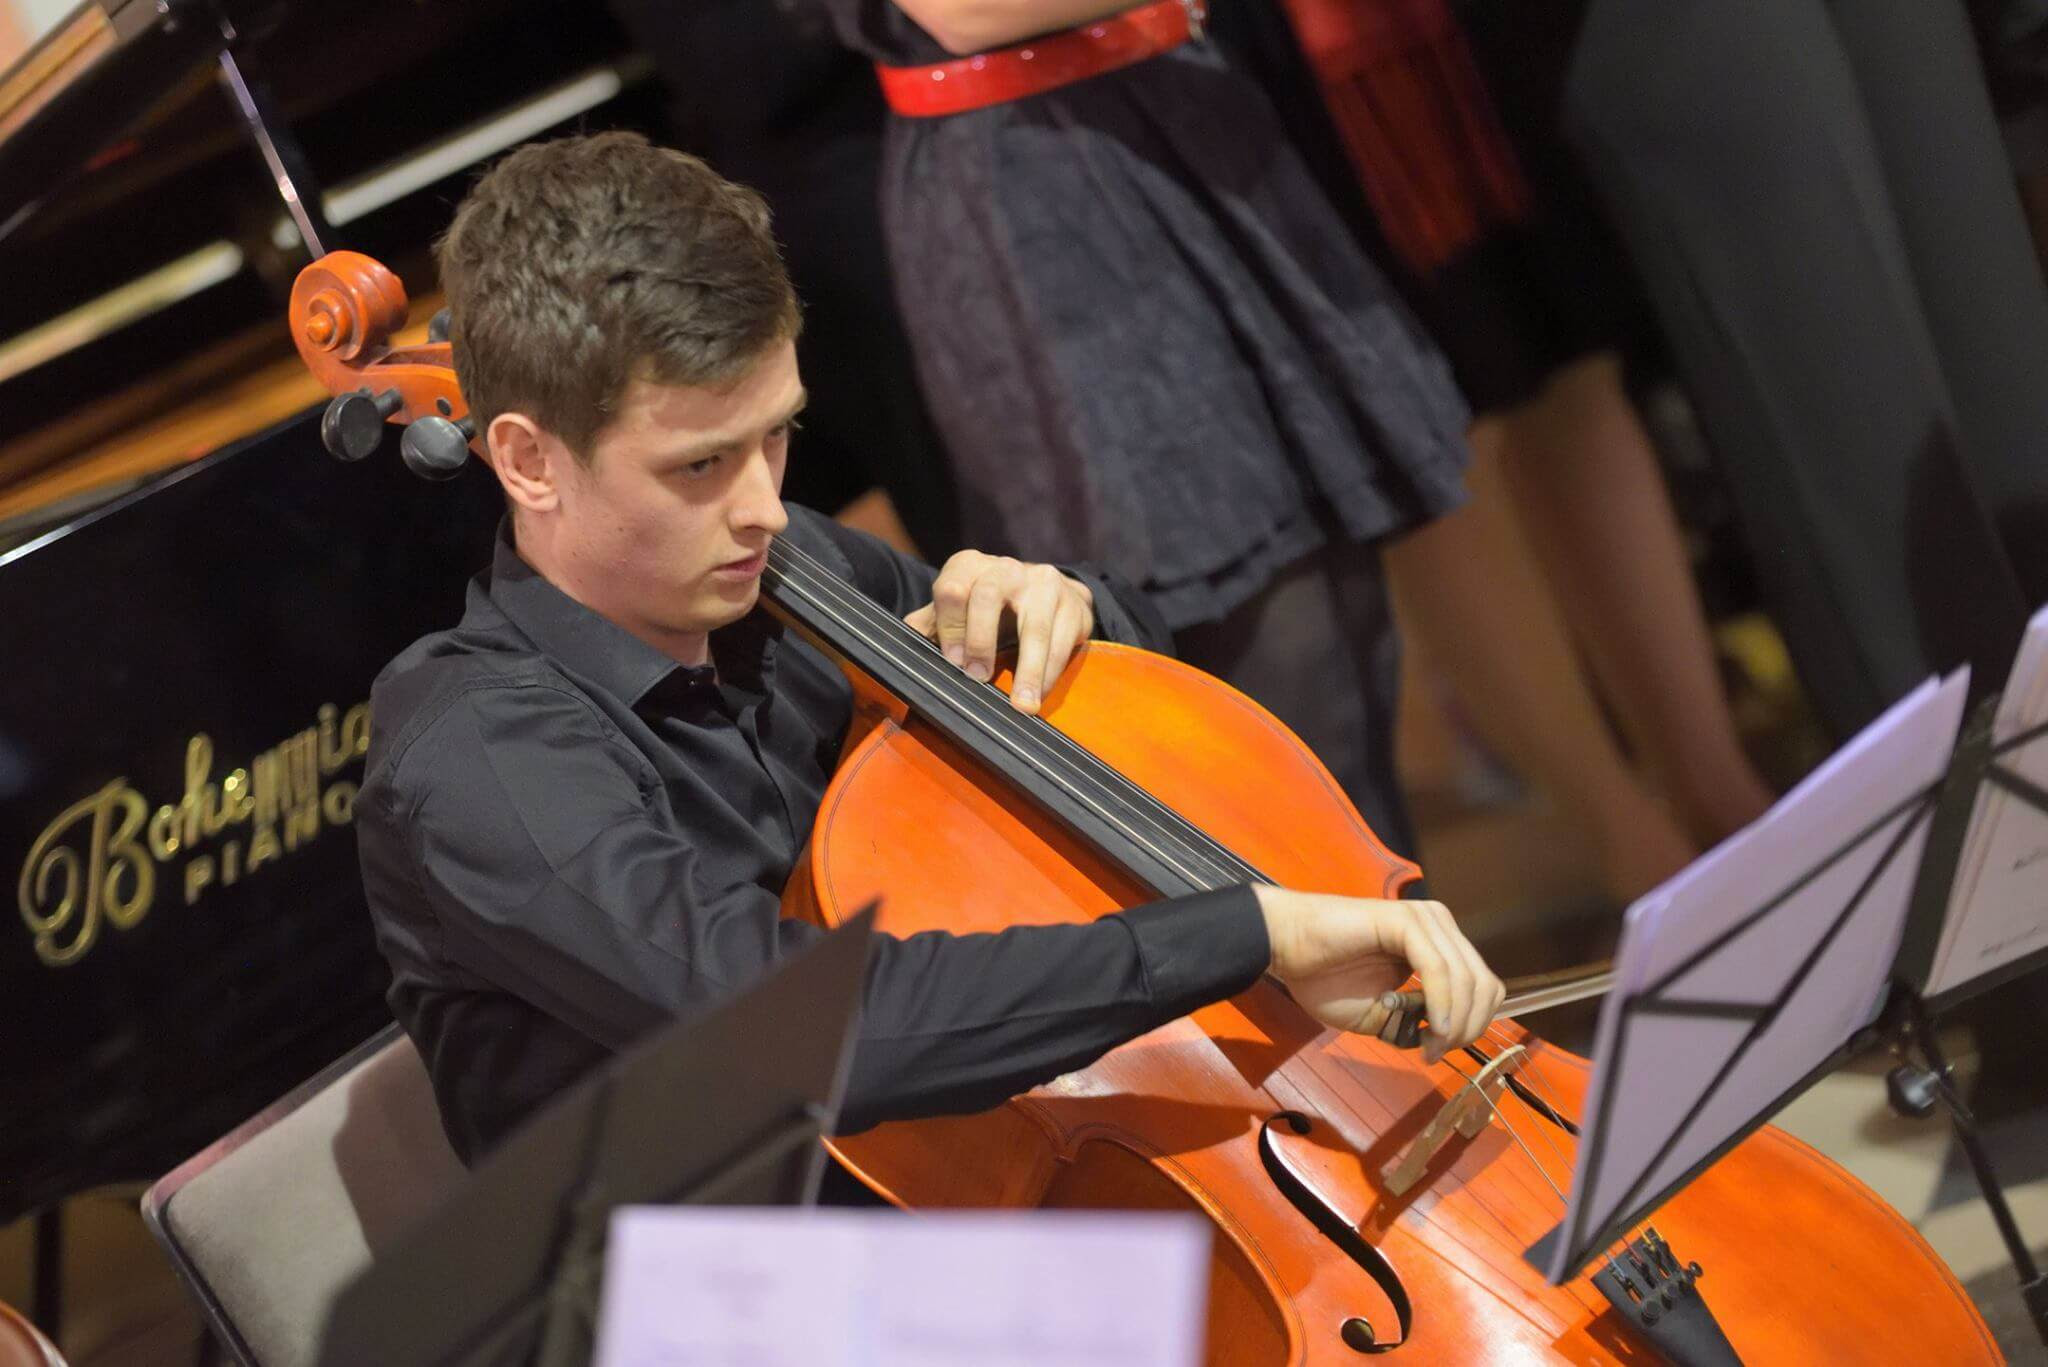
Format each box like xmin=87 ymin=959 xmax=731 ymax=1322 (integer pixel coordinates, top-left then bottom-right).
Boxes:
xmin=1544 ymin=671 xmax=1970 ymax=1282
xmin=1928 ymin=603 xmax=2048 ymax=998
xmin=591 ymin=1208 xmax=1211 ymax=1367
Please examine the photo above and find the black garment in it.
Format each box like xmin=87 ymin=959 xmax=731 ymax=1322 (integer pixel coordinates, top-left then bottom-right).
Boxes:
xmin=357 ymin=507 xmax=1268 ymax=1163
xmin=1970 ymin=0 xmax=2048 ymax=118
xmin=1561 ymin=0 xmax=2046 ymax=737
xmin=604 ymin=0 xmax=961 ymax=554
xmin=1420 ymin=0 xmax=1663 ymax=413
xmin=809 ymin=0 xmax=1470 ymax=631
xmin=1213 ymin=0 xmax=1658 ymax=415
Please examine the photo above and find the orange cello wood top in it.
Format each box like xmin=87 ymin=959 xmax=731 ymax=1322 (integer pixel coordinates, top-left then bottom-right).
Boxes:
xmin=791 ymin=643 xmax=1999 ymax=1366
xmin=281 ymin=252 xmax=2000 ymax=1367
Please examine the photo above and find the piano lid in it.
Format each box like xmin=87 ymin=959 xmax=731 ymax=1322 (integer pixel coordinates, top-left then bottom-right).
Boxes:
xmin=0 ymin=0 xmax=647 ymax=529
xmin=0 ymin=0 xmax=275 ymax=247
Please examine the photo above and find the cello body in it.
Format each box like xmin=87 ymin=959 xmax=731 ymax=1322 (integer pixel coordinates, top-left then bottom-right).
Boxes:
xmin=787 ymin=642 xmax=1999 ymax=1365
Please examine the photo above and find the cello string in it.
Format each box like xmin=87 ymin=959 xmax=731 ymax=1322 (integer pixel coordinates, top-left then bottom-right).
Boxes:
xmin=1277 ymin=1029 xmax=1626 ymax=1302
xmin=1439 ymin=1053 xmax=1632 ymax=1287
xmin=768 ymin=547 xmax=1235 ymax=888
xmin=1471 ymin=1026 xmax=1663 ymax=1285
xmin=778 ymin=545 xmax=1658 ymax=1290
xmin=1436 ymin=1053 xmax=1575 ymax=1212
xmin=769 ymin=554 xmax=1224 ymax=887
xmin=780 ymin=548 xmax=1591 ymax=1136
xmin=1472 ymin=1025 xmax=1598 ymax=1191
xmin=1461 ymin=1040 xmax=1584 ymax=1215
xmin=771 ymin=545 xmax=1258 ymax=890
xmin=776 ymin=548 xmax=1629 ymax=1086
xmin=769 ymin=541 xmax=1273 ymax=889
xmin=768 ymin=543 xmax=1238 ymax=883
xmin=1259 ymin=1004 xmax=1633 ymax=1303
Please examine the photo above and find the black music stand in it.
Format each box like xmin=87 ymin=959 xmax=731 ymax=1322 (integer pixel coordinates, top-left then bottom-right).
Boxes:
xmin=1524 ymin=666 xmax=2048 ymax=1361
xmin=314 ymin=907 xmax=875 ymax=1367
xmin=1879 ymin=700 xmax=2048 ymax=1352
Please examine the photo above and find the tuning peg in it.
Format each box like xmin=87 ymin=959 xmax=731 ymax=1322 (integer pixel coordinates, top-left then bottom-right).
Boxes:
xmin=427 ymin=308 xmax=452 ymax=343
xmin=400 ymin=414 xmax=476 ymax=480
xmin=321 ymin=387 xmax=403 ymax=462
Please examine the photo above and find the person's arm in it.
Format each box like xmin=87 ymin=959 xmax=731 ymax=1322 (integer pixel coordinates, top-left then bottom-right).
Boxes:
xmin=892 ymin=0 xmax=1149 ymax=56
xmin=382 ymin=684 xmax=1503 ymax=1134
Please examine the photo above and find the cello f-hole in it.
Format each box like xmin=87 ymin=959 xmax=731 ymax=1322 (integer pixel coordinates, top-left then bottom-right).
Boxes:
xmin=1257 ymin=1112 xmax=1411 ymax=1353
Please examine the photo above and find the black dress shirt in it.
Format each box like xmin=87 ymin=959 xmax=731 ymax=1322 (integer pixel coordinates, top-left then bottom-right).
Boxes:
xmin=358 ymin=506 xmax=1269 ymax=1163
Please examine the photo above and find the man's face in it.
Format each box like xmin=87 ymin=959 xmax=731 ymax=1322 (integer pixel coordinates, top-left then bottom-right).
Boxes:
xmin=546 ymin=339 xmax=802 ymax=660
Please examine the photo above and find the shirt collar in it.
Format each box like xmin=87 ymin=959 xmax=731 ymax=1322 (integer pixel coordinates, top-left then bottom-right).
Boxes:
xmin=484 ymin=520 xmax=781 ymax=707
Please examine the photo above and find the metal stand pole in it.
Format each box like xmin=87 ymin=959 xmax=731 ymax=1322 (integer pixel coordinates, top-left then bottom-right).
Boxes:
xmin=216 ymin=48 xmax=333 ymax=258
xmin=1887 ymin=988 xmax=2047 ymax=1352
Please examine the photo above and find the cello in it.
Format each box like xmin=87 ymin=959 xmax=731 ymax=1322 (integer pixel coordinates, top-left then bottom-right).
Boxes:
xmin=291 ymin=251 xmax=2000 ymax=1364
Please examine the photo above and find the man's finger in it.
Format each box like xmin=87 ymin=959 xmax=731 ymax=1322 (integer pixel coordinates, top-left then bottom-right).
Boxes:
xmin=1040 ymin=594 xmax=1088 ymax=703
xmin=1410 ymin=902 xmax=1482 ymax=1052
xmin=962 ymin=575 xmax=1009 ymax=681
xmin=930 ymin=570 xmax=974 ymax=666
xmin=1007 ymin=574 xmax=1064 ymax=712
xmin=1432 ymin=901 xmax=1500 ymax=1051
xmin=1397 ymin=922 xmax=1457 ymax=1065
xmin=904 ymin=604 xmax=937 ymax=639
xmin=1410 ymin=910 xmax=1476 ymax=1064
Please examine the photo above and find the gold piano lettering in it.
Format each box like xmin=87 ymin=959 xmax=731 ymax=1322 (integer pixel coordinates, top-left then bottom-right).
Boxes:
xmin=16 ymin=700 xmax=371 ymax=968
xmin=318 ymin=703 xmax=371 ymax=776
xmin=322 ymin=780 xmax=357 ymax=827
xmin=246 ymin=820 xmax=283 ymax=875
xmin=147 ymin=804 xmax=182 ymax=860
xmin=185 ymin=856 xmax=214 ymax=905
xmin=281 ymin=799 xmax=321 ymax=852
xmin=17 ymin=780 xmax=156 ymax=967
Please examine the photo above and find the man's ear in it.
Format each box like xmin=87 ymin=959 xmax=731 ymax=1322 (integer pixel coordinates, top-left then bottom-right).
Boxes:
xmin=487 ymin=411 xmax=565 ymax=514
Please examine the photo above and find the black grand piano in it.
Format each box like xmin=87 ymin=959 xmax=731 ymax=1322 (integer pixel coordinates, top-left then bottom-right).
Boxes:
xmin=0 ymin=0 xmax=672 ymax=1282
xmin=0 ymin=0 xmax=957 ymax=1293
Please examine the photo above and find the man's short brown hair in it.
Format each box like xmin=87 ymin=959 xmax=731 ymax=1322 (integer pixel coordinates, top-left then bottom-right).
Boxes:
xmin=436 ymin=130 xmax=800 ymax=460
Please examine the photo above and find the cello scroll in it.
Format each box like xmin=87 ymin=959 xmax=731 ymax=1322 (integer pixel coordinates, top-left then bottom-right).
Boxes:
xmin=289 ymin=251 xmax=479 ymax=479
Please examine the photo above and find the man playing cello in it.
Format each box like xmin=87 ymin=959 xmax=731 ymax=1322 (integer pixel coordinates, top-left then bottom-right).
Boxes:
xmin=355 ymin=131 xmax=1504 ymax=1163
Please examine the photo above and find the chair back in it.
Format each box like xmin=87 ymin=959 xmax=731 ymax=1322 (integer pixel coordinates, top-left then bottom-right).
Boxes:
xmin=141 ymin=1024 xmax=464 ymax=1367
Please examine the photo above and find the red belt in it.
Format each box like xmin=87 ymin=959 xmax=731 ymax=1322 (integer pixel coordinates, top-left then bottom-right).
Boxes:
xmin=876 ymin=0 xmax=1207 ymax=118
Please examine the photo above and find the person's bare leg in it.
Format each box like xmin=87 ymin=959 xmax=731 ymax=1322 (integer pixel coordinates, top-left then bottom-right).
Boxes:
xmin=1383 ymin=421 xmax=1699 ymax=902
xmin=1495 ymin=352 xmax=1775 ymax=845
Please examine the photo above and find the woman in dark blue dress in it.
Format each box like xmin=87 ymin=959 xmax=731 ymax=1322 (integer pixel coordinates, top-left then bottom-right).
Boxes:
xmin=809 ymin=0 xmax=1473 ymax=852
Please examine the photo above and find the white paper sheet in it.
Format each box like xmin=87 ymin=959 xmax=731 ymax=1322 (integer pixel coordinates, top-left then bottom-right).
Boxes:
xmin=1544 ymin=671 xmax=1969 ymax=1282
xmin=1928 ymin=603 xmax=2048 ymax=998
xmin=591 ymin=1207 xmax=1211 ymax=1367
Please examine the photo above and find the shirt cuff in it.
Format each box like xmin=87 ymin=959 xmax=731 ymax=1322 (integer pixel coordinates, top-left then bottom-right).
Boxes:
xmin=1119 ymin=884 xmax=1270 ymax=1018
xmin=1058 ymin=565 xmax=1174 ymax=653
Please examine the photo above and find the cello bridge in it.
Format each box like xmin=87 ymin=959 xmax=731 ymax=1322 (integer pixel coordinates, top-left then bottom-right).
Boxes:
xmin=1379 ymin=1044 xmax=1527 ymax=1197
